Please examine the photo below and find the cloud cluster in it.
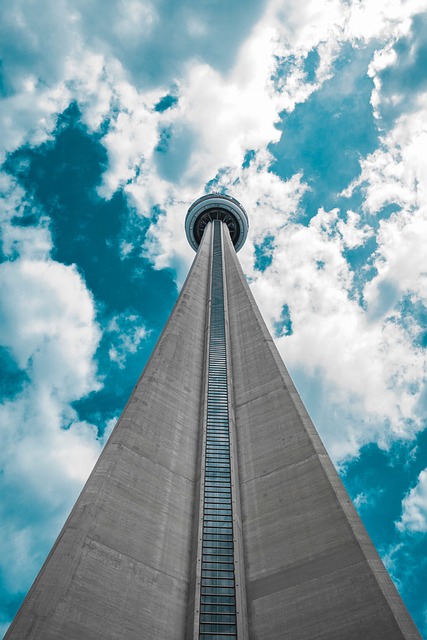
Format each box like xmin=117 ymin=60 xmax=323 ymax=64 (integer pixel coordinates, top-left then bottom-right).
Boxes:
xmin=0 ymin=176 xmax=104 ymax=602
xmin=0 ymin=0 xmax=269 ymax=164
xmin=107 ymin=311 xmax=148 ymax=368
xmin=398 ymin=468 xmax=427 ymax=532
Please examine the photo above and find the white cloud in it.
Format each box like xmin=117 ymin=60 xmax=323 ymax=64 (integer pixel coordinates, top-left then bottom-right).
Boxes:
xmin=96 ymin=80 xmax=162 ymax=197
xmin=0 ymin=259 xmax=100 ymax=390
xmin=397 ymin=469 xmax=427 ymax=532
xmin=0 ymin=0 xmax=76 ymax=92
xmin=66 ymin=52 xmax=116 ymax=132
xmin=107 ymin=311 xmax=148 ymax=368
xmin=0 ymin=82 xmax=71 ymax=162
xmin=337 ymin=210 xmax=374 ymax=249
xmin=107 ymin=0 xmax=344 ymax=200
xmin=91 ymin=18 xmax=289 ymax=201
xmin=1 ymin=0 xmax=425 ymax=176
xmin=344 ymin=91 xmax=427 ymax=213
xmin=0 ymin=401 xmax=104 ymax=596
xmin=380 ymin=542 xmax=406 ymax=590
xmin=0 ymin=0 xmax=80 ymax=160
xmin=344 ymin=0 xmax=425 ymax=43
xmin=75 ymin=0 xmax=343 ymax=210
xmin=0 ymin=185 xmax=106 ymax=507
xmin=353 ymin=488 xmax=384 ymax=510
xmin=0 ymin=257 xmax=103 ymax=594
xmin=0 ymin=173 xmax=53 ymax=261
xmin=345 ymin=93 xmax=427 ymax=311
xmin=120 ymin=0 xmax=427 ymax=285
xmin=177 ymin=27 xmax=282 ymax=184
xmin=102 ymin=416 xmax=119 ymax=444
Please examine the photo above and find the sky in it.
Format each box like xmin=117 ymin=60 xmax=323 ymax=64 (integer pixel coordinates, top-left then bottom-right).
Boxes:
xmin=1 ymin=0 xmax=427 ymax=636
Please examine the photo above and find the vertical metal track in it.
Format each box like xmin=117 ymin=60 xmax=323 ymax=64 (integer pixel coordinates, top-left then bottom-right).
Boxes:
xmin=198 ymin=220 xmax=238 ymax=639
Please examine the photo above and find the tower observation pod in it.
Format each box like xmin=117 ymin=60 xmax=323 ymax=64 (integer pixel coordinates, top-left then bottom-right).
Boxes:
xmin=185 ymin=193 xmax=249 ymax=252
xmin=4 ymin=194 xmax=421 ymax=640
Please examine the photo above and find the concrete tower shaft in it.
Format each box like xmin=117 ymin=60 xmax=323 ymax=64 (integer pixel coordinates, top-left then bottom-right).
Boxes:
xmin=4 ymin=198 xmax=421 ymax=640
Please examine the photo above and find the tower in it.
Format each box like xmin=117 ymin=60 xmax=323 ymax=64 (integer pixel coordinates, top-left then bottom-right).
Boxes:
xmin=5 ymin=194 xmax=421 ymax=639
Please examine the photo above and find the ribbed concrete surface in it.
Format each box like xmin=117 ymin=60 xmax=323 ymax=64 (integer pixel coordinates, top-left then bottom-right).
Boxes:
xmin=223 ymin=228 xmax=421 ymax=639
xmin=5 ymin=226 xmax=212 ymax=640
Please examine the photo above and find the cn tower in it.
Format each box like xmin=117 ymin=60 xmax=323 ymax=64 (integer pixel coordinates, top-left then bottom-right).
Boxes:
xmin=5 ymin=195 xmax=420 ymax=639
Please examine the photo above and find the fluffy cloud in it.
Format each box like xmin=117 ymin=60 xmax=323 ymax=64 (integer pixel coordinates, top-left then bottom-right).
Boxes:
xmin=0 ymin=0 xmax=270 ymax=165
xmin=94 ymin=16 xmax=289 ymax=201
xmin=344 ymin=91 xmax=427 ymax=214
xmin=0 ymin=255 xmax=103 ymax=596
xmin=96 ymin=0 xmax=346 ymax=202
xmin=0 ymin=1 xmax=77 ymax=159
xmin=95 ymin=80 xmax=163 ymax=197
xmin=121 ymin=0 xmax=427 ymax=277
xmin=3 ymin=0 xmax=425 ymax=229
xmin=0 ymin=259 xmax=100 ymax=392
xmin=398 ymin=469 xmax=427 ymax=532
xmin=0 ymin=173 xmax=52 ymax=260
xmin=0 ymin=82 xmax=71 ymax=162
xmin=107 ymin=311 xmax=148 ymax=368
xmin=353 ymin=487 xmax=384 ymax=510
xmin=345 ymin=0 xmax=426 ymax=43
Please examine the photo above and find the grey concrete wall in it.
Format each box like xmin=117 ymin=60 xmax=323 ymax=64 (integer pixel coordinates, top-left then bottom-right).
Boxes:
xmin=5 ymin=226 xmax=213 ymax=640
xmin=223 ymin=229 xmax=421 ymax=640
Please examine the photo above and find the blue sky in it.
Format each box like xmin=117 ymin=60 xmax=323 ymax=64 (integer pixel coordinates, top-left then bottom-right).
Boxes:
xmin=1 ymin=0 xmax=427 ymax=636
